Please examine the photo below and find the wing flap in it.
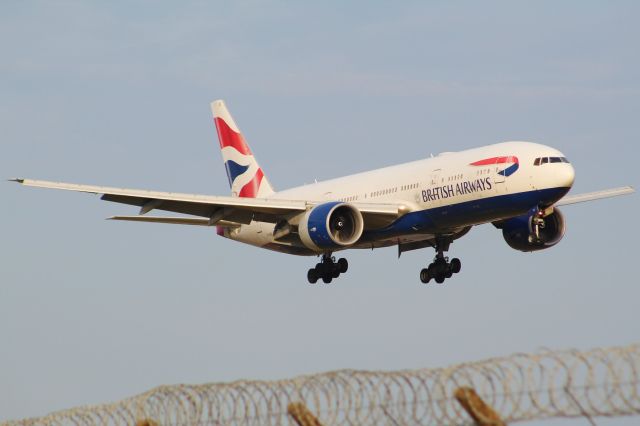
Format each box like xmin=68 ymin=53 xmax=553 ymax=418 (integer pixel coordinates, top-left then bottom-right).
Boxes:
xmin=108 ymin=216 xmax=241 ymax=227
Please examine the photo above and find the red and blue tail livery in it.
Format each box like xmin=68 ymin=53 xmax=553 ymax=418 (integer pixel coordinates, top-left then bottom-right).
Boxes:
xmin=212 ymin=100 xmax=273 ymax=198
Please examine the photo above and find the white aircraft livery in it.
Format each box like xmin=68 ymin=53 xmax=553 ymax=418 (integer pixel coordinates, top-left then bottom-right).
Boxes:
xmin=12 ymin=100 xmax=634 ymax=284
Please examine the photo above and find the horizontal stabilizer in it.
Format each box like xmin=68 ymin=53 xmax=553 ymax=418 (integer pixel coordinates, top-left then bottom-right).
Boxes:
xmin=556 ymin=186 xmax=634 ymax=206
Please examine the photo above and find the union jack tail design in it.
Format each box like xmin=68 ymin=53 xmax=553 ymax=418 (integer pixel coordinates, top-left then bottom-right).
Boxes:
xmin=211 ymin=100 xmax=274 ymax=198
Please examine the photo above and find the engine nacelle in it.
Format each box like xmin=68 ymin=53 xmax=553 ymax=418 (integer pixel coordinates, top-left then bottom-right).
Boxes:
xmin=298 ymin=202 xmax=364 ymax=252
xmin=499 ymin=208 xmax=566 ymax=252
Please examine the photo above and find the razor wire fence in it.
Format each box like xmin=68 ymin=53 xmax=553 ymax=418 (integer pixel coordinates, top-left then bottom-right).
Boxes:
xmin=4 ymin=343 xmax=640 ymax=425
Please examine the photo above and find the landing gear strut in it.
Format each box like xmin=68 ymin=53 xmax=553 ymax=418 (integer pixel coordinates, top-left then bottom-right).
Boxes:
xmin=307 ymin=254 xmax=348 ymax=284
xmin=531 ymin=210 xmax=546 ymax=243
xmin=420 ymin=238 xmax=461 ymax=284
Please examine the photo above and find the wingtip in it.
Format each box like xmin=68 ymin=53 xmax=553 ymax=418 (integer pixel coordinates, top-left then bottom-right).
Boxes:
xmin=8 ymin=178 xmax=24 ymax=184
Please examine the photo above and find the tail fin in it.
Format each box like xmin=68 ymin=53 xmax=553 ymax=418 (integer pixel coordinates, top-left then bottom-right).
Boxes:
xmin=211 ymin=100 xmax=274 ymax=198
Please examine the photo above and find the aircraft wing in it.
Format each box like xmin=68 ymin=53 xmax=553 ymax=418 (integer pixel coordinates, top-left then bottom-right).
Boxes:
xmin=555 ymin=186 xmax=634 ymax=207
xmin=11 ymin=178 xmax=407 ymax=227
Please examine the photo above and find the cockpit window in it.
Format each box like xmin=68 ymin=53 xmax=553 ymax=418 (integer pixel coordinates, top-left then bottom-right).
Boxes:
xmin=534 ymin=156 xmax=570 ymax=166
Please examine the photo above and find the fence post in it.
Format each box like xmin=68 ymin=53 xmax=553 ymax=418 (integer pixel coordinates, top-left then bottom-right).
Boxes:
xmin=454 ymin=387 xmax=506 ymax=426
xmin=287 ymin=402 xmax=324 ymax=426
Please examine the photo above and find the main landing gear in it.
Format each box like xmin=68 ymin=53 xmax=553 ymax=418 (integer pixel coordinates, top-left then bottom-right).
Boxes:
xmin=420 ymin=239 xmax=461 ymax=284
xmin=307 ymin=254 xmax=348 ymax=284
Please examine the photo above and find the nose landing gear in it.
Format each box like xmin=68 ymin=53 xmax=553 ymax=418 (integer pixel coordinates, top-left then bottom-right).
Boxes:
xmin=420 ymin=238 xmax=461 ymax=284
xmin=307 ymin=254 xmax=348 ymax=284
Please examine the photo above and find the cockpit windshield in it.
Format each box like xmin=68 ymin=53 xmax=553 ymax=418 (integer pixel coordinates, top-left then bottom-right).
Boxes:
xmin=533 ymin=156 xmax=569 ymax=166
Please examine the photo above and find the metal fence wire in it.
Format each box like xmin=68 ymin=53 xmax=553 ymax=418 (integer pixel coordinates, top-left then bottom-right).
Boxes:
xmin=4 ymin=343 xmax=639 ymax=425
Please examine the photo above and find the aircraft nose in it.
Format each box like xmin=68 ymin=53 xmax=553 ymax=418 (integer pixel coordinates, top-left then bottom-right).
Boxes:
xmin=558 ymin=163 xmax=575 ymax=188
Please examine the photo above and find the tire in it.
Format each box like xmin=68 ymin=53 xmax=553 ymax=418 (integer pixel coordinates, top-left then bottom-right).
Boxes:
xmin=450 ymin=258 xmax=461 ymax=274
xmin=322 ymin=274 xmax=333 ymax=284
xmin=427 ymin=263 xmax=437 ymax=276
xmin=445 ymin=267 xmax=453 ymax=279
xmin=332 ymin=265 xmax=341 ymax=278
xmin=435 ymin=273 xmax=445 ymax=284
xmin=420 ymin=268 xmax=430 ymax=284
xmin=307 ymin=269 xmax=318 ymax=284
xmin=337 ymin=258 xmax=349 ymax=273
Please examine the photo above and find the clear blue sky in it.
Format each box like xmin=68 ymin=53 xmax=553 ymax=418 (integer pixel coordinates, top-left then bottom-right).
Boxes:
xmin=1 ymin=1 xmax=638 ymax=424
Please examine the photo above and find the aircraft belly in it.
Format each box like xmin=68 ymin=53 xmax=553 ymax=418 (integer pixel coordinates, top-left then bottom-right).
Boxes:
xmin=224 ymin=187 xmax=571 ymax=253
xmin=363 ymin=186 xmax=570 ymax=241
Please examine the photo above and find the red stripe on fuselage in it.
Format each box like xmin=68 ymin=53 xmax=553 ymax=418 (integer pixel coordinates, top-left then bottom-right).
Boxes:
xmin=214 ymin=117 xmax=252 ymax=155
xmin=239 ymin=168 xmax=264 ymax=198
xmin=470 ymin=156 xmax=518 ymax=166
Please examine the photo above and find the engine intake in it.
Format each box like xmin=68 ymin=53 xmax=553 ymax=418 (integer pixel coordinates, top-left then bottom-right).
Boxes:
xmin=298 ymin=202 xmax=364 ymax=252
xmin=498 ymin=208 xmax=566 ymax=252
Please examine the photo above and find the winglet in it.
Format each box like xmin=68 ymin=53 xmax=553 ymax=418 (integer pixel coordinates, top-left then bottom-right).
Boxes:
xmin=9 ymin=178 xmax=25 ymax=183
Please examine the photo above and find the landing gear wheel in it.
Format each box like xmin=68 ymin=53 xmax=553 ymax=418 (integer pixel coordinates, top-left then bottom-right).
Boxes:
xmin=308 ymin=254 xmax=348 ymax=283
xmin=427 ymin=263 xmax=437 ymax=276
xmin=419 ymin=236 xmax=462 ymax=284
xmin=337 ymin=258 xmax=348 ymax=273
xmin=331 ymin=264 xmax=341 ymax=278
xmin=450 ymin=258 xmax=461 ymax=274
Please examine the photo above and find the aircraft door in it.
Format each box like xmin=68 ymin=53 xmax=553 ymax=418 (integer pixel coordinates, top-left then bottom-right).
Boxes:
xmin=424 ymin=168 xmax=443 ymax=208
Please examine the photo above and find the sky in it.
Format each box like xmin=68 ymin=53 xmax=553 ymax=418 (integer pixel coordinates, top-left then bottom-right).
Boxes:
xmin=1 ymin=1 xmax=638 ymax=424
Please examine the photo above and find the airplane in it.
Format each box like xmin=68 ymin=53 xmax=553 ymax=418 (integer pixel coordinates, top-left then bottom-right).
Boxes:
xmin=12 ymin=100 xmax=634 ymax=284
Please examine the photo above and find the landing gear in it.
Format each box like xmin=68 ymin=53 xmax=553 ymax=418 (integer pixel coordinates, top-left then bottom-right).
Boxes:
xmin=307 ymin=254 xmax=348 ymax=284
xmin=419 ymin=238 xmax=462 ymax=284
xmin=531 ymin=210 xmax=546 ymax=243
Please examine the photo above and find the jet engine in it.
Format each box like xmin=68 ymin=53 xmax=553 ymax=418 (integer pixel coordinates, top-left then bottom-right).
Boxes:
xmin=298 ymin=202 xmax=364 ymax=252
xmin=497 ymin=208 xmax=566 ymax=252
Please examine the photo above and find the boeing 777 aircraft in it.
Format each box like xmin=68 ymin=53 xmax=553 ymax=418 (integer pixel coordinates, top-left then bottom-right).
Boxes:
xmin=13 ymin=100 xmax=634 ymax=284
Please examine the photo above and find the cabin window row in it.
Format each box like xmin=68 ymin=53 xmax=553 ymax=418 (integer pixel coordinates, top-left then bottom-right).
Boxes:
xmin=401 ymin=183 xmax=419 ymax=191
xmin=371 ymin=187 xmax=398 ymax=197
xmin=339 ymin=195 xmax=359 ymax=202
xmin=368 ymin=183 xmax=419 ymax=198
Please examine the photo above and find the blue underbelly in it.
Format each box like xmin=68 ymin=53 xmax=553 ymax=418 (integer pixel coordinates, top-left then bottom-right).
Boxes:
xmin=362 ymin=187 xmax=570 ymax=241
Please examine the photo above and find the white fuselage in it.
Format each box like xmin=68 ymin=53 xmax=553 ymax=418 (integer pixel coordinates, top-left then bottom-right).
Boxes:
xmin=224 ymin=141 xmax=576 ymax=254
